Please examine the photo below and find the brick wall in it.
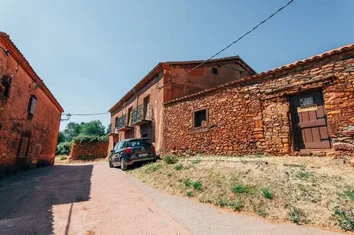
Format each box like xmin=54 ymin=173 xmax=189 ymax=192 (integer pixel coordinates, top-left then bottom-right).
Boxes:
xmin=163 ymin=49 xmax=354 ymax=156
xmin=70 ymin=141 xmax=108 ymax=160
xmin=0 ymin=36 xmax=62 ymax=176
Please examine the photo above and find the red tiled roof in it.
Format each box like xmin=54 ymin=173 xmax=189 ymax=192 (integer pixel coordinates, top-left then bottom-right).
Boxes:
xmin=108 ymin=56 xmax=256 ymax=113
xmin=164 ymin=43 xmax=354 ymax=105
xmin=0 ymin=32 xmax=64 ymax=112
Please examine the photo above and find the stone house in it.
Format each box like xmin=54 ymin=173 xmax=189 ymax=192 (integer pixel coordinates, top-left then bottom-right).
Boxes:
xmin=0 ymin=32 xmax=63 ymax=176
xmin=163 ymin=44 xmax=354 ymax=156
xmin=108 ymin=56 xmax=255 ymax=153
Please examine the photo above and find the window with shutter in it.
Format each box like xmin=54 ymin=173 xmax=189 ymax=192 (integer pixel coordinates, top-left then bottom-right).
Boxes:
xmin=28 ymin=95 xmax=37 ymax=119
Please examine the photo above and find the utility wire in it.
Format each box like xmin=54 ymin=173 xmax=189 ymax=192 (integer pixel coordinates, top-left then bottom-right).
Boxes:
xmin=62 ymin=112 xmax=109 ymax=116
xmin=159 ymin=0 xmax=295 ymax=90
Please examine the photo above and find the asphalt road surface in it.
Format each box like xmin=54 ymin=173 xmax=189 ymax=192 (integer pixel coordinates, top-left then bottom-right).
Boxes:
xmin=0 ymin=163 xmax=343 ymax=235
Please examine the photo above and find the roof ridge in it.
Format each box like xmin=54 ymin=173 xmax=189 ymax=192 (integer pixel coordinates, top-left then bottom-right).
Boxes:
xmin=0 ymin=32 xmax=64 ymax=112
xmin=164 ymin=43 xmax=354 ymax=105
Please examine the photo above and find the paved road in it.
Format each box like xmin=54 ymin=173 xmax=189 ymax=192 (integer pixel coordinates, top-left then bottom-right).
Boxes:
xmin=0 ymin=163 xmax=343 ymax=235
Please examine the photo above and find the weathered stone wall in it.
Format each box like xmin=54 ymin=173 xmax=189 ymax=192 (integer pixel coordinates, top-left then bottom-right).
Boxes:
xmin=164 ymin=86 xmax=262 ymax=156
xmin=70 ymin=141 xmax=108 ymax=160
xmin=164 ymin=48 xmax=354 ymax=156
xmin=0 ymin=37 xmax=62 ymax=176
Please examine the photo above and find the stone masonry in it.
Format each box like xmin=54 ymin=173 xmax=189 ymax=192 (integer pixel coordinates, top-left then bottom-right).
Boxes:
xmin=163 ymin=44 xmax=354 ymax=156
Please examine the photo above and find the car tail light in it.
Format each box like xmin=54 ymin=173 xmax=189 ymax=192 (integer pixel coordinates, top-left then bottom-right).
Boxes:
xmin=151 ymin=145 xmax=155 ymax=153
xmin=125 ymin=147 xmax=132 ymax=154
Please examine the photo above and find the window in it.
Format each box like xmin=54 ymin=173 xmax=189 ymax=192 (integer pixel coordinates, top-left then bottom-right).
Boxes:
xmin=0 ymin=76 xmax=11 ymax=98
xmin=115 ymin=117 xmax=118 ymax=128
xmin=127 ymin=139 xmax=151 ymax=147
xmin=28 ymin=95 xmax=37 ymax=119
xmin=127 ymin=107 xmax=133 ymax=126
xmin=193 ymin=109 xmax=207 ymax=127
xmin=212 ymin=67 xmax=218 ymax=75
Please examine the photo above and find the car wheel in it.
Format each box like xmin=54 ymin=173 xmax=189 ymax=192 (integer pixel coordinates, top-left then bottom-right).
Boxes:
xmin=109 ymin=160 xmax=113 ymax=168
xmin=120 ymin=158 xmax=128 ymax=171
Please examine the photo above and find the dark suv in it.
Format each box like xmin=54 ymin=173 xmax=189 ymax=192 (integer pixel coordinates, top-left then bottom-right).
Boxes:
xmin=109 ymin=138 xmax=156 ymax=171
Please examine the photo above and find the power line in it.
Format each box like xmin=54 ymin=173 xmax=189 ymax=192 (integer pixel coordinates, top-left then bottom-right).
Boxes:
xmin=62 ymin=112 xmax=109 ymax=116
xmin=159 ymin=0 xmax=295 ymax=90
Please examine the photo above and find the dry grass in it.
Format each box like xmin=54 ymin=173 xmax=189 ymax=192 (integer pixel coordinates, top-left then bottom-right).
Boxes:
xmin=128 ymin=155 xmax=354 ymax=232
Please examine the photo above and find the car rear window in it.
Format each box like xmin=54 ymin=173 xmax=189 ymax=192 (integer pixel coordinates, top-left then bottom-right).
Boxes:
xmin=127 ymin=140 xmax=151 ymax=147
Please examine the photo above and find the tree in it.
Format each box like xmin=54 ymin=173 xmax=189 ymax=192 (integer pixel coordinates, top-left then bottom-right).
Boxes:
xmin=106 ymin=123 xmax=112 ymax=134
xmin=62 ymin=122 xmax=82 ymax=142
xmin=57 ymin=132 xmax=66 ymax=143
xmin=80 ymin=120 xmax=106 ymax=136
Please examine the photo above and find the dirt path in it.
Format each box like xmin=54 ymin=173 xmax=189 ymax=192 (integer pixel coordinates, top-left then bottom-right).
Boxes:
xmin=0 ymin=163 xmax=344 ymax=235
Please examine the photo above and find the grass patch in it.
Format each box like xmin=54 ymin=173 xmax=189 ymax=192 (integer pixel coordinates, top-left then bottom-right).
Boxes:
xmin=261 ymin=187 xmax=273 ymax=200
xmin=191 ymin=159 xmax=201 ymax=164
xmin=296 ymin=167 xmax=312 ymax=180
xmin=333 ymin=207 xmax=354 ymax=231
xmin=175 ymin=164 xmax=183 ymax=171
xmin=145 ymin=163 xmax=162 ymax=173
xmin=344 ymin=189 xmax=354 ymax=202
xmin=163 ymin=155 xmax=178 ymax=164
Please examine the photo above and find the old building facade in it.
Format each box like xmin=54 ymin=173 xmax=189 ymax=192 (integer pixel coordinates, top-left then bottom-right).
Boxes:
xmin=108 ymin=57 xmax=255 ymax=154
xmin=163 ymin=44 xmax=354 ymax=156
xmin=0 ymin=32 xmax=63 ymax=176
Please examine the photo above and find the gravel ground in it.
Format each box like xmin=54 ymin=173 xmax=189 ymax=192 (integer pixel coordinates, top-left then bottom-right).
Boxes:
xmin=0 ymin=163 xmax=345 ymax=235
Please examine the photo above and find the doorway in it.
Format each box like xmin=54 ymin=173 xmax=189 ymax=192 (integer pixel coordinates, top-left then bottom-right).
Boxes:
xmin=289 ymin=90 xmax=331 ymax=150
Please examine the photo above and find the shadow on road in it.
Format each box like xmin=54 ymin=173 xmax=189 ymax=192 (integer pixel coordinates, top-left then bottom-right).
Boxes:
xmin=0 ymin=164 xmax=93 ymax=235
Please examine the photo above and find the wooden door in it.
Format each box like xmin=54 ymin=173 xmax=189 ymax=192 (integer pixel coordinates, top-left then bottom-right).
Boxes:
xmin=290 ymin=90 xmax=331 ymax=150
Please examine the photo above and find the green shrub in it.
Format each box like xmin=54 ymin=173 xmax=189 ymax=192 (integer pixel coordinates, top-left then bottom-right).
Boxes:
xmin=261 ymin=187 xmax=273 ymax=200
xmin=60 ymin=156 xmax=67 ymax=161
xmin=230 ymin=197 xmax=244 ymax=211
xmin=344 ymin=189 xmax=354 ymax=202
xmin=334 ymin=207 xmax=354 ymax=231
xmin=257 ymin=209 xmax=267 ymax=217
xmin=80 ymin=156 xmax=88 ymax=160
xmin=186 ymin=191 xmax=193 ymax=197
xmin=289 ymin=207 xmax=307 ymax=224
xmin=232 ymin=184 xmax=258 ymax=195
xmin=184 ymin=178 xmax=192 ymax=187
xmin=56 ymin=142 xmax=71 ymax=155
xmin=232 ymin=185 xmax=245 ymax=193
xmin=193 ymin=181 xmax=202 ymax=191
xmin=72 ymin=135 xmax=108 ymax=144
xmin=175 ymin=164 xmax=183 ymax=171
xmin=163 ymin=155 xmax=178 ymax=164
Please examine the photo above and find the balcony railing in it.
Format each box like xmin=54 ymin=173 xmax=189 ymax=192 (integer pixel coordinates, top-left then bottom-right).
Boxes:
xmin=131 ymin=104 xmax=153 ymax=126
xmin=115 ymin=114 xmax=133 ymax=131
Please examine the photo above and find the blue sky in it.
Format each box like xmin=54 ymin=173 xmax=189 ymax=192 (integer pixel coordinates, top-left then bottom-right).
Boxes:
xmin=1 ymin=0 xmax=353 ymax=130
